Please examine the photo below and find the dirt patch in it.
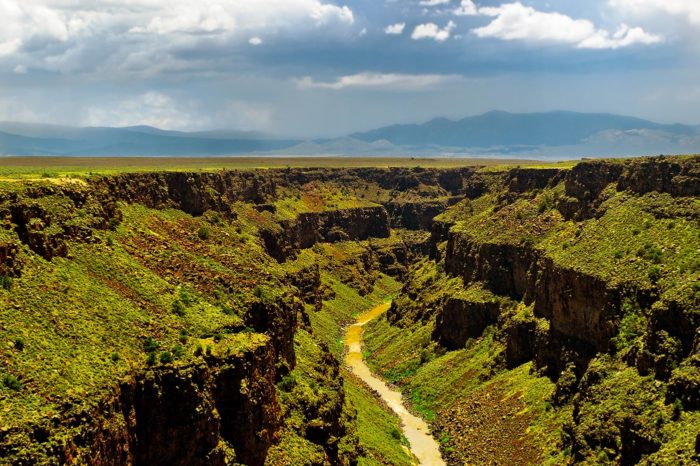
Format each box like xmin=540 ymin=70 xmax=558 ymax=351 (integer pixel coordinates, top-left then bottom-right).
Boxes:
xmin=434 ymin=385 xmax=543 ymax=465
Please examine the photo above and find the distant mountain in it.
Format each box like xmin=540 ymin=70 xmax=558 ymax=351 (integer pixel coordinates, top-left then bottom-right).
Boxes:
xmin=0 ymin=122 xmax=299 ymax=156
xmin=351 ymin=111 xmax=700 ymax=148
xmin=1 ymin=112 xmax=699 ymax=158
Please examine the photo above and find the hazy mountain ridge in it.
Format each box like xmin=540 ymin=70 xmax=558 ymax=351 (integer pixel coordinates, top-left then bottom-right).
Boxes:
xmin=1 ymin=111 xmax=699 ymax=158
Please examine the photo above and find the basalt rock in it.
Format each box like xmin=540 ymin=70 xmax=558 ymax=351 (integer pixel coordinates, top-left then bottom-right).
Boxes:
xmin=244 ymin=296 xmax=300 ymax=374
xmin=2 ymin=340 xmax=281 ymax=466
xmin=93 ymin=171 xmax=276 ymax=215
xmin=444 ymin=235 xmax=537 ymax=301
xmin=0 ymin=236 xmax=21 ymax=277
xmin=262 ymin=207 xmax=391 ymax=262
xmin=507 ymin=168 xmax=564 ymax=194
xmin=0 ymin=186 xmax=120 ymax=261
xmin=289 ymin=264 xmax=323 ymax=311
xmin=559 ymin=156 xmax=700 ymax=220
xmin=434 ymin=297 xmax=501 ymax=350
xmin=617 ymin=156 xmax=700 ymax=197
xmin=385 ymin=198 xmax=462 ymax=231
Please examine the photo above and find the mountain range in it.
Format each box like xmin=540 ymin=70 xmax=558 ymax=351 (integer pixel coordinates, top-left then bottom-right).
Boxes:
xmin=1 ymin=111 xmax=699 ymax=158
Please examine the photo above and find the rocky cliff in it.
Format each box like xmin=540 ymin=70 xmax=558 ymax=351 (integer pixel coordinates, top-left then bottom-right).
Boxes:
xmin=382 ymin=155 xmax=700 ymax=464
xmin=2 ymin=158 xmax=698 ymax=465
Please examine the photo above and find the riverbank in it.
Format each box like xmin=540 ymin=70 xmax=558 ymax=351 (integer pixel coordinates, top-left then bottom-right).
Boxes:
xmin=344 ymin=302 xmax=446 ymax=466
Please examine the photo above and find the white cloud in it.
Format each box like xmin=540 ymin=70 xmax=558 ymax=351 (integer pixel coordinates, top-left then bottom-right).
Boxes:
xmin=297 ymin=72 xmax=463 ymax=90
xmin=578 ymin=24 xmax=662 ymax=49
xmin=473 ymin=2 xmax=662 ymax=49
xmin=454 ymin=0 xmax=478 ymax=16
xmin=83 ymin=91 xmax=204 ymax=130
xmin=385 ymin=22 xmax=406 ymax=35
xmin=412 ymin=21 xmax=456 ymax=42
xmin=609 ymin=0 xmax=700 ymax=25
xmin=419 ymin=0 xmax=450 ymax=6
xmin=249 ymin=37 xmax=263 ymax=45
xmin=12 ymin=64 xmax=27 ymax=74
xmin=0 ymin=0 xmax=355 ymax=72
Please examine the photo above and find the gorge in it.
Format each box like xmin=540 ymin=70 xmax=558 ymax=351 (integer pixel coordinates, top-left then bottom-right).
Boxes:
xmin=0 ymin=155 xmax=698 ymax=465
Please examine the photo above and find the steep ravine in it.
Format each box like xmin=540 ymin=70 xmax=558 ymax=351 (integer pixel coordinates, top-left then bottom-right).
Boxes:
xmin=367 ymin=155 xmax=700 ymax=464
xmin=1 ymin=157 xmax=698 ymax=465
xmin=344 ymin=302 xmax=445 ymax=466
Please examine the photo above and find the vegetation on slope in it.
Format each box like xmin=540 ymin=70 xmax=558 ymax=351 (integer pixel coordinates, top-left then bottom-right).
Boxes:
xmin=364 ymin=156 xmax=700 ymax=464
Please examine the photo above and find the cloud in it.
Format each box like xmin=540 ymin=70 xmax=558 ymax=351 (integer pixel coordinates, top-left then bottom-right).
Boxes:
xmin=218 ymin=100 xmax=273 ymax=131
xmin=297 ymin=72 xmax=463 ymax=90
xmin=412 ymin=21 xmax=456 ymax=42
xmin=609 ymin=0 xmax=700 ymax=25
xmin=83 ymin=91 xmax=205 ymax=130
xmin=385 ymin=22 xmax=406 ymax=35
xmin=419 ymin=0 xmax=450 ymax=6
xmin=249 ymin=37 xmax=263 ymax=46
xmin=454 ymin=0 xmax=479 ymax=16
xmin=473 ymin=2 xmax=662 ymax=49
xmin=0 ymin=0 xmax=355 ymax=72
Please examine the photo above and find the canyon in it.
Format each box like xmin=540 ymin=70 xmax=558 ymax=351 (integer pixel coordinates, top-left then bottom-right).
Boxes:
xmin=0 ymin=155 xmax=698 ymax=465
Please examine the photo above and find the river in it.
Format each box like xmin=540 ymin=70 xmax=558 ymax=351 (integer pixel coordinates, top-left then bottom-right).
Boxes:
xmin=343 ymin=302 xmax=446 ymax=466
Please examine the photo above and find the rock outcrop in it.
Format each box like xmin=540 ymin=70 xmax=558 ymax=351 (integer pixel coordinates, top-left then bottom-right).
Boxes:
xmin=261 ymin=207 xmax=391 ymax=262
xmin=2 ymin=339 xmax=281 ymax=466
xmin=434 ymin=296 xmax=501 ymax=350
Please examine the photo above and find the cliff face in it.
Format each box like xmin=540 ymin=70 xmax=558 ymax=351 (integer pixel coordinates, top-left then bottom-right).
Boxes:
xmin=560 ymin=156 xmax=700 ymax=220
xmin=93 ymin=171 xmax=276 ymax=215
xmin=444 ymin=233 xmax=623 ymax=357
xmin=2 ymin=159 xmax=698 ymax=465
xmin=0 ymin=184 xmax=119 ymax=263
xmin=434 ymin=296 xmax=500 ymax=350
xmin=384 ymin=156 xmax=700 ymax=464
xmin=440 ymin=157 xmax=699 ymax=364
xmin=2 ymin=339 xmax=280 ymax=466
xmin=261 ymin=206 xmax=391 ymax=262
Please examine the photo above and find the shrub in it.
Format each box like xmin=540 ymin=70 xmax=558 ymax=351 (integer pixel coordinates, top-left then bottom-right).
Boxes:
xmin=14 ymin=338 xmax=24 ymax=351
xmin=146 ymin=352 xmax=157 ymax=365
xmin=110 ymin=352 xmax=119 ymax=362
xmin=172 ymin=299 xmax=186 ymax=317
xmin=419 ymin=348 xmax=433 ymax=364
xmin=390 ymin=427 xmax=402 ymax=441
xmin=197 ymin=226 xmax=211 ymax=241
xmin=178 ymin=287 xmax=193 ymax=305
xmin=648 ymin=266 xmax=662 ymax=283
xmin=172 ymin=344 xmax=185 ymax=359
xmin=194 ymin=344 xmax=203 ymax=356
xmin=144 ymin=337 xmax=159 ymax=353
xmin=159 ymin=351 xmax=174 ymax=364
xmin=0 ymin=275 xmax=13 ymax=291
xmin=637 ymin=243 xmax=663 ymax=264
xmin=2 ymin=374 xmax=21 ymax=391
xmin=672 ymin=398 xmax=683 ymax=421
xmin=278 ymin=374 xmax=297 ymax=392
xmin=179 ymin=330 xmax=189 ymax=344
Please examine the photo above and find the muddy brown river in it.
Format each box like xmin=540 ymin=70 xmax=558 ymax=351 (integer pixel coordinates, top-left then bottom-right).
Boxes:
xmin=344 ymin=302 xmax=446 ymax=466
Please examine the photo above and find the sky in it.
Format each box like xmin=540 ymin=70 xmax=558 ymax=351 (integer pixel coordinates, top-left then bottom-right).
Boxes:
xmin=0 ymin=0 xmax=699 ymax=137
